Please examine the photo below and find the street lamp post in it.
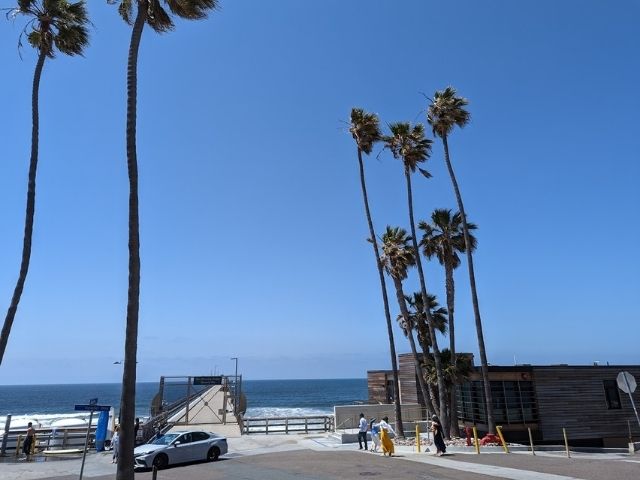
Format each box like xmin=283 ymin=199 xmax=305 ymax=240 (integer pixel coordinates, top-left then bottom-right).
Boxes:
xmin=230 ymin=357 xmax=238 ymax=414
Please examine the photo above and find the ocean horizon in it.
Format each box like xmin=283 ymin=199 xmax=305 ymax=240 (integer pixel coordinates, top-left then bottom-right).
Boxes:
xmin=0 ymin=378 xmax=367 ymax=428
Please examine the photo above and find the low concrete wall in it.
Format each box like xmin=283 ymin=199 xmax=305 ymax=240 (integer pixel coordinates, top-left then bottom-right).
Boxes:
xmin=334 ymin=404 xmax=424 ymax=431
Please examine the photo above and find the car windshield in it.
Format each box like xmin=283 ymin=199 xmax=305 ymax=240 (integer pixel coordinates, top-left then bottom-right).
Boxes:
xmin=149 ymin=433 xmax=179 ymax=446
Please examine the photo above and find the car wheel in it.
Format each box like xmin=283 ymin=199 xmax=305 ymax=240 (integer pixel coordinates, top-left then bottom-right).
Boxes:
xmin=152 ymin=453 xmax=168 ymax=469
xmin=207 ymin=446 xmax=220 ymax=462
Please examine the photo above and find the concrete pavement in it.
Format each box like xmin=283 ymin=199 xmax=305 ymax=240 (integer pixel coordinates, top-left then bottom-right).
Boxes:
xmin=1 ymin=432 xmax=637 ymax=480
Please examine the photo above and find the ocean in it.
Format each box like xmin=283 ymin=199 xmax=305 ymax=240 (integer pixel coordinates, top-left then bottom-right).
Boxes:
xmin=0 ymin=378 xmax=367 ymax=428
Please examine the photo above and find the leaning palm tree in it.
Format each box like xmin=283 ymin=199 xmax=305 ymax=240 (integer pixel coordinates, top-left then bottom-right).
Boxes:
xmin=419 ymin=208 xmax=477 ymax=436
xmin=107 ymin=1 xmax=218 ymax=478
xmin=349 ymin=108 xmax=404 ymax=437
xmin=0 ymin=0 xmax=89 ymax=366
xmin=379 ymin=227 xmax=431 ymax=419
xmin=427 ymin=86 xmax=495 ymax=433
xmin=403 ymin=292 xmax=448 ymax=416
xmin=384 ymin=123 xmax=449 ymax=435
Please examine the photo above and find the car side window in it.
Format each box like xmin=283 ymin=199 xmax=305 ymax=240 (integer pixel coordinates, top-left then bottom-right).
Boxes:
xmin=192 ymin=432 xmax=209 ymax=442
xmin=177 ymin=433 xmax=192 ymax=444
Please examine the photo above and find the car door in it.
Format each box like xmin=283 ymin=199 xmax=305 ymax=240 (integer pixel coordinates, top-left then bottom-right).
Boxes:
xmin=171 ymin=433 xmax=192 ymax=464
xmin=190 ymin=432 xmax=211 ymax=460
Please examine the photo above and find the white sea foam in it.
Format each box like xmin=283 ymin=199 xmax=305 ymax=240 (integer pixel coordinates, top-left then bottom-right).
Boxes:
xmin=0 ymin=412 xmax=111 ymax=431
xmin=244 ymin=407 xmax=333 ymax=418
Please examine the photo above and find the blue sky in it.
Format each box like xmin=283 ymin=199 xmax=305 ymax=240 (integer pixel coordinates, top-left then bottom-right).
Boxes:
xmin=0 ymin=1 xmax=638 ymax=385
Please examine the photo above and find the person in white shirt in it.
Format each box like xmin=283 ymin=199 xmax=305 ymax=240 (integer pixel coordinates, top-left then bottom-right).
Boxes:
xmin=357 ymin=413 xmax=368 ymax=450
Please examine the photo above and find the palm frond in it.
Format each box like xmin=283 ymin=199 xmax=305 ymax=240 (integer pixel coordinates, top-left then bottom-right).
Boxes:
xmin=383 ymin=121 xmax=432 ymax=172
xmin=349 ymin=108 xmax=382 ymax=155
xmin=427 ymin=86 xmax=471 ymax=138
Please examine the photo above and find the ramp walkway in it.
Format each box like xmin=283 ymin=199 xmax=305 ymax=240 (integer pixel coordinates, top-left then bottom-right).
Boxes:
xmin=166 ymin=384 xmax=241 ymax=437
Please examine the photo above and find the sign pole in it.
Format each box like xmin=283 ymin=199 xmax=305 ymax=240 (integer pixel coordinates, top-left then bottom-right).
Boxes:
xmin=622 ymin=375 xmax=640 ymax=428
xmin=78 ymin=410 xmax=94 ymax=480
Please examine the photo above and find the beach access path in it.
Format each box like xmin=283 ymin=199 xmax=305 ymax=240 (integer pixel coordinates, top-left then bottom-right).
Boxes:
xmin=1 ymin=433 xmax=638 ymax=480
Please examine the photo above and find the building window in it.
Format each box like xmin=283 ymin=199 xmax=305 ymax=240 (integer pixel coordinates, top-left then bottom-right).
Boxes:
xmin=457 ymin=380 xmax=538 ymax=425
xmin=603 ymin=380 xmax=621 ymax=409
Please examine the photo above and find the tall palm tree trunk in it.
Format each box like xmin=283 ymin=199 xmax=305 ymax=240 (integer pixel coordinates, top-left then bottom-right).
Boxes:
xmin=404 ymin=169 xmax=449 ymax=435
xmin=441 ymin=135 xmax=495 ymax=434
xmin=117 ymin=5 xmax=146 ymax=480
xmin=391 ymin=277 xmax=431 ymax=414
xmin=0 ymin=51 xmax=47 ymax=366
xmin=444 ymin=262 xmax=460 ymax=437
xmin=417 ymin=340 xmax=440 ymax=417
xmin=356 ymin=148 xmax=404 ymax=437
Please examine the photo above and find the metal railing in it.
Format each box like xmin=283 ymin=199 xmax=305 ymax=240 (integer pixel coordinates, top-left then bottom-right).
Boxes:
xmin=242 ymin=416 xmax=334 ymax=435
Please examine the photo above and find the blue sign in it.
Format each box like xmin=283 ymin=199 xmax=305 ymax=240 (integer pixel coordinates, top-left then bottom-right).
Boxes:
xmin=75 ymin=404 xmax=111 ymax=412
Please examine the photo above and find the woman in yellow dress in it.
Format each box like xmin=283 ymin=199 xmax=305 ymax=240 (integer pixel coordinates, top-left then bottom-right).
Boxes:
xmin=378 ymin=416 xmax=395 ymax=456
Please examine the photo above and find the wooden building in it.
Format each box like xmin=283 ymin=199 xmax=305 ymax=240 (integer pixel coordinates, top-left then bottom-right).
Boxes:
xmin=368 ymin=354 xmax=640 ymax=447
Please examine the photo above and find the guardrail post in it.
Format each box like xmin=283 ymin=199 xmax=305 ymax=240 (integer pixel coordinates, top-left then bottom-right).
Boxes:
xmin=496 ymin=426 xmax=509 ymax=453
xmin=285 ymin=418 xmax=289 ymax=434
xmin=305 ymin=418 xmax=308 ymax=433
xmin=472 ymin=426 xmax=480 ymax=454
xmin=563 ymin=428 xmax=570 ymax=458
xmin=265 ymin=418 xmax=269 ymax=435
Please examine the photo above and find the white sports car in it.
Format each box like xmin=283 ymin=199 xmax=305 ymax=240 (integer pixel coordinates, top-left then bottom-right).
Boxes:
xmin=133 ymin=430 xmax=228 ymax=469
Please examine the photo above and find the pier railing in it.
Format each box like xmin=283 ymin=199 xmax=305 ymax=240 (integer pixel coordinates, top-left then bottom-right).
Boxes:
xmin=242 ymin=415 xmax=334 ymax=435
xmin=1 ymin=427 xmax=96 ymax=455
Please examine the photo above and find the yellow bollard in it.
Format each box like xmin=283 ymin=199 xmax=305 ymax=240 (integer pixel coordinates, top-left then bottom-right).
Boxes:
xmin=416 ymin=424 xmax=421 ymax=453
xmin=472 ymin=426 xmax=480 ymax=454
xmin=496 ymin=426 xmax=509 ymax=453
xmin=528 ymin=427 xmax=535 ymax=455
xmin=563 ymin=428 xmax=571 ymax=458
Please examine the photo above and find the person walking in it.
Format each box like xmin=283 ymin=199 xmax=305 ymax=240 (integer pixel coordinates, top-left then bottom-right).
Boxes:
xmin=357 ymin=413 xmax=368 ymax=450
xmin=134 ymin=418 xmax=140 ymax=445
xmin=369 ymin=419 xmax=381 ymax=452
xmin=378 ymin=416 xmax=395 ymax=456
xmin=111 ymin=426 xmax=120 ymax=463
xmin=22 ymin=422 xmax=36 ymax=456
xmin=431 ymin=415 xmax=447 ymax=456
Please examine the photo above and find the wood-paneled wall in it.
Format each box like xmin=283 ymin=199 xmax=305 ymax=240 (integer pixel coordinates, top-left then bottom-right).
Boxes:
xmin=534 ymin=366 xmax=640 ymax=443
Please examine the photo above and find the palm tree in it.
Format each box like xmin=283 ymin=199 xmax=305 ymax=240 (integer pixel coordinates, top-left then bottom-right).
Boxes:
xmin=0 ymin=0 xmax=89 ymax=366
xmin=403 ymin=292 xmax=448 ymax=416
xmin=379 ymin=227 xmax=431 ymax=420
xmin=384 ymin=123 xmax=449 ymax=435
xmin=420 ymin=209 xmax=477 ymax=437
xmin=423 ymin=348 xmax=473 ymax=420
xmin=349 ymin=108 xmax=404 ymax=437
xmin=108 ymin=1 xmax=217 ymax=478
xmin=427 ymin=86 xmax=495 ymax=433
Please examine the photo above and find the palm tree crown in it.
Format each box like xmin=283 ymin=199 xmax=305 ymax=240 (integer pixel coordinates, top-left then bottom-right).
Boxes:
xmin=13 ymin=0 xmax=89 ymax=57
xmin=109 ymin=0 xmax=218 ymax=32
xmin=404 ymin=292 xmax=448 ymax=336
xmin=384 ymin=122 xmax=433 ymax=174
xmin=427 ymin=86 xmax=471 ymax=139
xmin=349 ymin=108 xmax=382 ymax=155
xmin=419 ymin=209 xmax=477 ymax=269
xmin=380 ymin=226 xmax=415 ymax=281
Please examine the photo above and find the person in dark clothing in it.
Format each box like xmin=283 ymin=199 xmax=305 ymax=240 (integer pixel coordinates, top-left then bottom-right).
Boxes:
xmin=134 ymin=418 xmax=140 ymax=445
xmin=431 ymin=415 xmax=446 ymax=456
xmin=23 ymin=422 xmax=35 ymax=456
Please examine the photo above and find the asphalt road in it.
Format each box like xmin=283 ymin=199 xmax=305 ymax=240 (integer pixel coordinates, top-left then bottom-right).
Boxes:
xmin=23 ymin=450 xmax=640 ymax=480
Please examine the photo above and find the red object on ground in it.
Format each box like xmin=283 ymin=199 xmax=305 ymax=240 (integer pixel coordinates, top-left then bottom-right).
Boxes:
xmin=479 ymin=433 xmax=501 ymax=446
xmin=465 ymin=426 xmax=472 ymax=446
